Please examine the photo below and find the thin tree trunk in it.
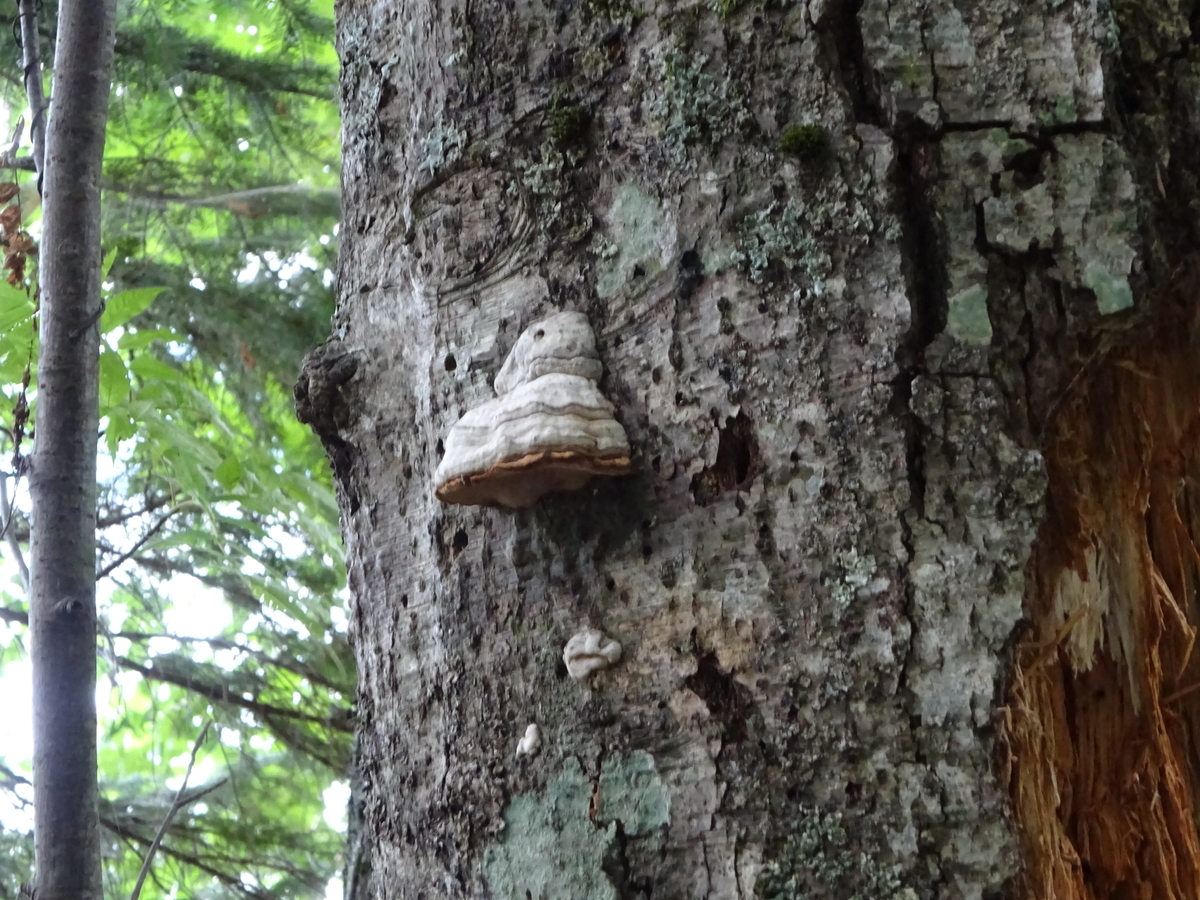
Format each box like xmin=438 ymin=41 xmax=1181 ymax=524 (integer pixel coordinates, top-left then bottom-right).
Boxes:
xmin=28 ymin=2 xmax=117 ymax=899
xmin=16 ymin=0 xmax=46 ymax=180
xmin=316 ymin=2 xmax=1200 ymax=898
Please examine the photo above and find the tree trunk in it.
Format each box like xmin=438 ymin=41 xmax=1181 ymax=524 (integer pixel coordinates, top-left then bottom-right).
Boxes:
xmin=312 ymin=1 xmax=1200 ymax=898
xmin=29 ymin=2 xmax=117 ymax=899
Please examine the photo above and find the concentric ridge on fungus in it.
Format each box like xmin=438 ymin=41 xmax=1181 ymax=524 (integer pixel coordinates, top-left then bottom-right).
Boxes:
xmin=434 ymin=311 xmax=631 ymax=508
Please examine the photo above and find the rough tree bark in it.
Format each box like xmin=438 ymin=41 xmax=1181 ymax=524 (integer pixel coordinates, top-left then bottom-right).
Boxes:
xmin=28 ymin=2 xmax=117 ymax=899
xmin=305 ymin=1 xmax=1200 ymax=898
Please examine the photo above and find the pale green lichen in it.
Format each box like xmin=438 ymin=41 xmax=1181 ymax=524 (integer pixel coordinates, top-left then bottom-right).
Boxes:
xmin=483 ymin=754 xmax=672 ymax=900
xmin=596 ymin=182 xmax=669 ymax=297
xmin=483 ymin=760 xmax=618 ymax=900
xmin=651 ymin=50 xmax=750 ymax=164
xmin=512 ymin=144 xmax=568 ymax=199
xmin=946 ymin=284 xmax=993 ymax=344
xmin=418 ymin=115 xmax=466 ymax=176
xmin=1083 ymin=259 xmax=1134 ymax=314
xmin=582 ymin=0 xmax=642 ymax=24
xmin=509 ymin=142 xmax=590 ymax=236
xmin=754 ymin=807 xmax=912 ymax=900
xmin=824 ymin=548 xmax=878 ymax=616
xmin=729 ymin=200 xmax=831 ymax=286
xmin=595 ymin=751 xmax=670 ymax=836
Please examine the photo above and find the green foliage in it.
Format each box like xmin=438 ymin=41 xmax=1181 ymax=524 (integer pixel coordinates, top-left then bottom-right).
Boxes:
xmin=778 ymin=124 xmax=829 ymax=162
xmin=547 ymin=95 xmax=589 ymax=149
xmin=0 ymin=1 xmax=349 ymax=898
xmin=100 ymin=0 xmax=340 ymax=396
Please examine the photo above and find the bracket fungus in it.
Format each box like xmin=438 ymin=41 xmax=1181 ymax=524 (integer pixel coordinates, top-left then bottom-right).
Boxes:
xmin=434 ymin=311 xmax=631 ymax=507
xmin=563 ymin=627 xmax=623 ymax=680
xmin=516 ymin=723 xmax=542 ymax=757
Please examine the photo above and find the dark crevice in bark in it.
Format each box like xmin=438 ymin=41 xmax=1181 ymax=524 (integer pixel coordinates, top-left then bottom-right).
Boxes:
xmin=888 ymin=133 xmax=947 ymax=436
xmin=684 ymin=652 xmax=756 ymax=746
xmin=690 ymin=412 xmax=758 ymax=506
xmin=940 ymin=119 xmax=1017 ymax=132
xmin=1105 ymin=13 xmax=1200 ymax=270
xmin=888 ymin=131 xmax=948 ymax=767
xmin=822 ymin=0 xmax=884 ymax=127
xmin=602 ymin=821 xmax=637 ymax=900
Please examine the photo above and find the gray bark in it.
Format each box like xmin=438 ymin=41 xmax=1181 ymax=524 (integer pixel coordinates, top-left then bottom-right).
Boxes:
xmin=28 ymin=2 xmax=117 ymax=899
xmin=312 ymin=1 xmax=1200 ymax=898
xmin=17 ymin=0 xmax=46 ymax=180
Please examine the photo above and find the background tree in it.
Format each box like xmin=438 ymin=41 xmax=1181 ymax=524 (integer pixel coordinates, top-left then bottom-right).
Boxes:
xmin=29 ymin=1 xmax=117 ymax=898
xmin=0 ymin=1 xmax=350 ymax=897
xmin=316 ymin=1 xmax=1200 ymax=899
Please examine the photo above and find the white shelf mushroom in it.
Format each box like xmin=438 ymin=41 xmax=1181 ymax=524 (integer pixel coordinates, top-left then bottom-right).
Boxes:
xmin=516 ymin=723 xmax=541 ymax=757
xmin=434 ymin=311 xmax=631 ymax=508
xmin=562 ymin=627 xmax=622 ymax=680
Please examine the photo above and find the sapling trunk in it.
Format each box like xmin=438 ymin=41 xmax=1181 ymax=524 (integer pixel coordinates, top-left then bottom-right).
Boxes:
xmin=28 ymin=2 xmax=117 ymax=899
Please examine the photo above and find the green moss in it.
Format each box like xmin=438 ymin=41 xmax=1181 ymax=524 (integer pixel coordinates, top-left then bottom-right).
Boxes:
xmin=779 ymin=124 xmax=828 ymax=162
xmin=548 ymin=95 xmax=589 ymax=148
xmin=1036 ymin=94 xmax=1078 ymax=127
xmin=711 ymin=0 xmax=741 ymax=17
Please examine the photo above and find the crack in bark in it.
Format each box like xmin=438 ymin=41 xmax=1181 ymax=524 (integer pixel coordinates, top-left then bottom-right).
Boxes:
xmin=825 ymin=0 xmax=884 ymax=127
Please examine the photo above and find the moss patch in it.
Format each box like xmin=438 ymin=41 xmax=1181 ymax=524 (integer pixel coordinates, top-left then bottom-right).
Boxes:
xmin=779 ymin=124 xmax=829 ymax=163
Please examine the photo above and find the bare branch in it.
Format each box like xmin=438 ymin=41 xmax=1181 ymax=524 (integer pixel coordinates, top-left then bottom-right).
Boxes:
xmin=0 ymin=154 xmax=38 ymax=174
xmin=114 ymin=26 xmax=334 ymax=101
xmin=103 ymin=181 xmax=340 ymax=219
xmin=97 ymin=493 xmax=173 ymax=529
xmin=113 ymin=655 xmax=352 ymax=732
xmin=0 ymin=606 xmax=28 ymax=626
xmin=96 ymin=502 xmax=192 ymax=581
xmin=1 ymin=475 xmax=29 ymax=593
xmin=0 ymin=760 xmax=31 ymax=790
xmin=129 ymin=721 xmax=211 ymax=900
xmin=101 ymin=815 xmax=273 ymax=900
xmin=113 ymin=630 xmax=350 ymax=693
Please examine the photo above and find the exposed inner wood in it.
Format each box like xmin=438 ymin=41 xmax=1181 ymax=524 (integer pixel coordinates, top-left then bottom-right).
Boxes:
xmin=1001 ymin=263 xmax=1200 ymax=899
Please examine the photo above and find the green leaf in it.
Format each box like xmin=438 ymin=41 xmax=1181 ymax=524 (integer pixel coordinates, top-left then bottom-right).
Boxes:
xmin=214 ymin=456 xmax=243 ymax=490
xmin=101 ymin=246 xmax=119 ymax=280
xmin=0 ymin=280 xmax=34 ymax=332
xmin=100 ymin=286 xmax=166 ymax=333
xmin=0 ymin=334 xmax=32 ymax=384
xmin=128 ymin=354 xmax=183 ymax=384
xmin=105 ymin=408 xmax=137 ymax=451
xmin=118 ymin=327 xmax=182 ymax=351
xmin=98 ymin=347 xmax=131 ymax=409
